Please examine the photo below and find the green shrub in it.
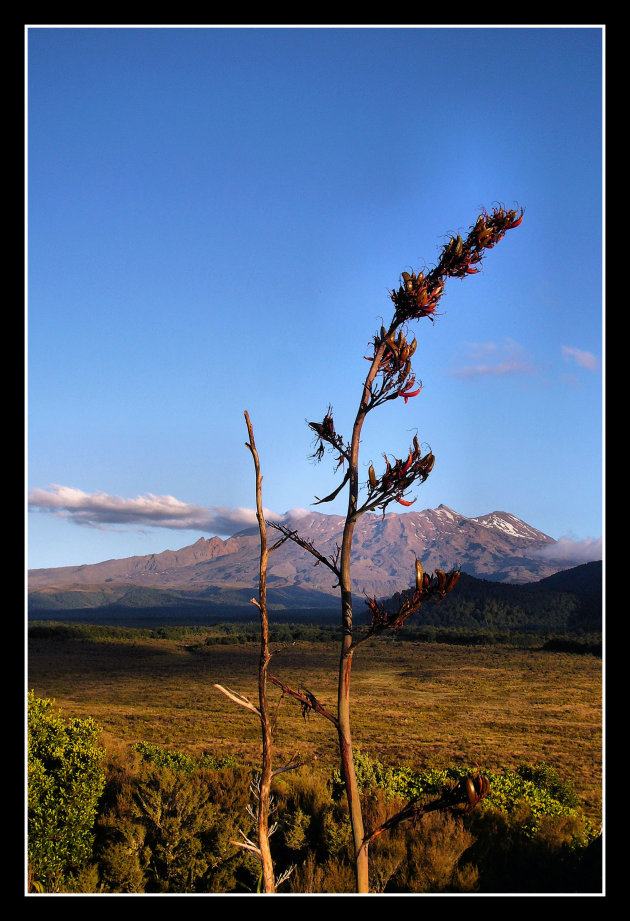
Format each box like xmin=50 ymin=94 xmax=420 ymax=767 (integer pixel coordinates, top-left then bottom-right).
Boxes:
xmin=133 ymin=741 xmax=197 ymax=774
xmin=28 ymin=691 xmax=106 ymax=892
xmin=330 ymin=750 xmax=598 ymax=893
xmin=134 ymin=740 xmax=239 ymax=774
xmin=333 ymin=751 xmax=595 ymax=845
xmin=36 ymin=725 xmax=598 ymax=894
xmin=98 ymin=840 xmax=146 ymax=893
xmin=281 ymin=806 xmax=311 ymax=852
xmin=132 ymin=765 xmax=221 ymax=891
xmin=95 ymin=746 xmax=257 ymax=893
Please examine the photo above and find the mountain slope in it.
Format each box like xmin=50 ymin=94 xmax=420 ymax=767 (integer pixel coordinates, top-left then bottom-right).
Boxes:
xmin=28 ymin=504 xmax=596 ymax=617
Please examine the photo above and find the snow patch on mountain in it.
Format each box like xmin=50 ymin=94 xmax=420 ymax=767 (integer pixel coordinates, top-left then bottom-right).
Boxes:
xmin=471 ymin=511 xmax=549 ymax=541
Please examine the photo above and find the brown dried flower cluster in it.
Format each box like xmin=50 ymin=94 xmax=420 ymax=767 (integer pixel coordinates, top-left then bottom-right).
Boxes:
xmin=364 ymin=560 xmax=461 ymax=635
xmin=364 ymin=434 xmax=434 ymax=512
xmin=390 ymin=205 xmax=524 ymax=325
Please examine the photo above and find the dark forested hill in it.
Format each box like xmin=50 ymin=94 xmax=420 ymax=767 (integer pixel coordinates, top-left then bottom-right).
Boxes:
xmin=377 ymin=561 xmax=602 ymax=635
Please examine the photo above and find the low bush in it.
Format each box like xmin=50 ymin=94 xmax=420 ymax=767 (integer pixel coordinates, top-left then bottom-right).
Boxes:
xmin=26 ymin=723 xmax=601 ymax=893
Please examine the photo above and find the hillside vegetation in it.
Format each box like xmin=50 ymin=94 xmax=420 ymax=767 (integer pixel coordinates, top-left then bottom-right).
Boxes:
xmin=28 ymin=561 xmax=602 ymax=637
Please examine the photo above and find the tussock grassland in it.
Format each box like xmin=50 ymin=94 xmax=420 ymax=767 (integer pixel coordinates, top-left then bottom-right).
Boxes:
xmin=27 ymin=632 xmax=602 ymax=825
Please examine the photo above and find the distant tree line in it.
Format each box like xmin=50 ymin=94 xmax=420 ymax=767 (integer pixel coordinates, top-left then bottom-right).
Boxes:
xmin=27 ymin=620 xmax=601 ymax=654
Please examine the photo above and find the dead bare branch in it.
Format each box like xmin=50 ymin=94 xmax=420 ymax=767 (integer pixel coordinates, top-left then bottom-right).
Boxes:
xmin=274 ymin=864 xmax=296 ymax=888
xmin=271 ymin=752 xmax=317 ymax=779
xmin=268 ymin=531 xmax=291 ymax=554
xmin=231 ymin=830 xmax=262 ymax=858
xmin=268 ymin=673 xmax=339 ymax=728
xmin=267 ymin=521 xmax=341 ymax=578
xmin=214 ymin=684 xmax=261 ymax=721
xmin=242 ymin=410 xmax=277 ymax=893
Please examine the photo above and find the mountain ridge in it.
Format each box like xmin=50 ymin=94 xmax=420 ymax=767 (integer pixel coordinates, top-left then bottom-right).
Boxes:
xmin=29 ymin=505 xmax=599 ymax=615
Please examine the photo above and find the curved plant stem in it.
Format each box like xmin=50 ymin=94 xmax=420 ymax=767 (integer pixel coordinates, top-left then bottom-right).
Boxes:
xmin=244 ymin=410 xmax=275 ymax=894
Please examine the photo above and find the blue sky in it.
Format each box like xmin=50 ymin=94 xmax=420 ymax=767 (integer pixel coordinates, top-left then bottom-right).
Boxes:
xmin=27 ymin=25 xmax=604 ymax=570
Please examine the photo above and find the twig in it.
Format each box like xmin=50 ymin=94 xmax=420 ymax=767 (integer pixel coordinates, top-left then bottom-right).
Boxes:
xmin=268 ymin=674 xmax=339 ymax=728
xmin=214 ymin=684 xmax=262 ymax=721
xmin=267 ymin=521 xmax=341 ymax=578
xmin=231 ymin=830 xmax=262 ymax=858
xmin=271 ymin=753 xmax=317 ymax=779
xmin=358 ymin=773 xmax=491 ymax=858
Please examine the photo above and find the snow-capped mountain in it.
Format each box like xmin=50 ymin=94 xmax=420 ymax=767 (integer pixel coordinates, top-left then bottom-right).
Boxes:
xmin=29 ymin=504 xmax=592 ymax=613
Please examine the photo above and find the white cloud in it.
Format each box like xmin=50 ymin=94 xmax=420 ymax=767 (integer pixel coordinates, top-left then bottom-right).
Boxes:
xmin=28 ymin=485 xmax=282 ymax=536
xmin=452 ymin=360 xmax=535 ymax=380
xmin=282 ymin=507 xmax=312 ymax=519
xmin=532 ymin=536 xmax=602 ymax=564
xmin=449 ymin=338 xmax=535 ymax=380
xmin=561 ymin=345 xmax=599 ymax=372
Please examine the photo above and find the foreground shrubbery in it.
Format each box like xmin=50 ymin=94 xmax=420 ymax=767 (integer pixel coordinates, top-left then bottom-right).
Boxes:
xmin=27 ymin=694 xmax=602 ymax=894
xmin=27 ymin=691 xmax=106 ymax=892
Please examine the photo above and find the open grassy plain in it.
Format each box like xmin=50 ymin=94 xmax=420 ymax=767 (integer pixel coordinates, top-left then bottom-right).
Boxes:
xmin=27 ymin=630 xmax=603 ymax=826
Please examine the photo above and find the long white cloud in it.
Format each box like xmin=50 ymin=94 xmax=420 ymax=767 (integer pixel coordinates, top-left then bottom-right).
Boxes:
xmin=29 ymin=486 xmax=603 ymax=565
xmin=532 ymin=536 xmax=603 ymax=564
xmin=27 ymin=484 xmax=283 ymax=536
